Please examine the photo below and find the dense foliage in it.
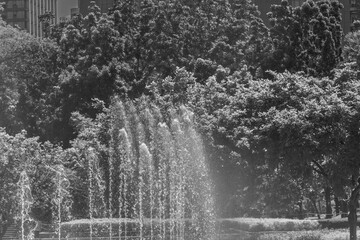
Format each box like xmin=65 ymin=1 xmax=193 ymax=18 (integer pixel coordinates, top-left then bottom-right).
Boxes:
xmin=0 ymin=24 xmax=60 ymax=142
xmin=266 ymin=0 xmax=343 ymax=76
xmin=2 ymin=1 xmax=360 ymax=238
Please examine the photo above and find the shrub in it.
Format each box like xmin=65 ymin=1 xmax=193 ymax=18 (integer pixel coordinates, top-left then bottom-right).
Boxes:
xmin=240 ymin=229 xmax=356 ymax=240
xmin=219 ymin=218 xmax=320 ymax=233
xmin=318 ymin=217 xmax=358 ymax=229
xmin=257 ymin=231 xmax=321 ymax=240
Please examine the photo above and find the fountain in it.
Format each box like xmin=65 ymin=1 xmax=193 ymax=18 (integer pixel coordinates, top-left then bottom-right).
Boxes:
xmin=61 ymin=100 xmax=216 ymax=240
xmin=85 ymin=147 xmax=107 ymax=240
xmin=17 ymin=171 xmax=35 ymax=240
xmin=48 ymin=165 xmax=71 ymax=240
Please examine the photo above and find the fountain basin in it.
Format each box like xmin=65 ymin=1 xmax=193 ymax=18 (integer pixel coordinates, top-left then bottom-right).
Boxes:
xmin=61 ymin=218 xmax=196 ymax=239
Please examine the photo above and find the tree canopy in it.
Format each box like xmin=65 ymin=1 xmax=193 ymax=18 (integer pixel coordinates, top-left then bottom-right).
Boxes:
xmin=266 ymin=0 xmax=343 ymax=76
xmin=2 ymin=1 xmax=360 ymax=237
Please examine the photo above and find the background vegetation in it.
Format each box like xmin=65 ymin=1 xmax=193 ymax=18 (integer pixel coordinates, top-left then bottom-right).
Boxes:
xmin=2 ymin=0 xmax=360 ymax=238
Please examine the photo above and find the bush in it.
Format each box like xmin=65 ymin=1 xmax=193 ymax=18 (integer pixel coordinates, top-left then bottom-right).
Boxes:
xmin=242 ymin=230 xmax=348 ymax=240
xmin=217 ymin=218 xmax=358 ymax=240
xmin=318 ymin=217 xmax=358 ymax=229
xmin=226 ymin=229 xmax=355 ymax=240
xmin=256 ymin=232 xmax=321 ymax=240
xmin=218 ymin=218 xmax=321 ymax=233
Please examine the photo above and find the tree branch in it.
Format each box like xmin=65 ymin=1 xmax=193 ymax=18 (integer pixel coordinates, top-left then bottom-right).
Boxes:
xmin=311 ymin=159 xmax=328 ymax=177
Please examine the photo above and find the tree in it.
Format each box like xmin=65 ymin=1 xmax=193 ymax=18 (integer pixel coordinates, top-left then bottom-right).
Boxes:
xmin=0 ymin=23 xmax=61 ymax=143
xmin=0 ymin=129 xmax=72 ymax=235
xmin=39 ymin=11 xmax=55 ymax=38
xmin=188 ymin=62 xmax=360 ymax=238
xmin=189 ymin=69 xmax=337 ymax=202
xmin=54 ymin=0 xmax=270 ymax=95
xmin=266 ymin=0 xmax=343 ymax=76
xmin=48 ymin=0 xmax=271 ymax=146
xmin=343 ymin=30 xmax=360 ymax=64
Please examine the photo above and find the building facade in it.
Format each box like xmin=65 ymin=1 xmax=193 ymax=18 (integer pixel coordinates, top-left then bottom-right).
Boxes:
xmin=350 ymin=0 xmax=360 ymax=30
xmin=1 ymin=0 xmax=57 ymax=37
xmin=58 ymin=0 xmax=79 ymax=22
xmin=2 ymin=0 xmax=29 ymax=29
xmin=28 ymin=0 xmax=57 ymax=37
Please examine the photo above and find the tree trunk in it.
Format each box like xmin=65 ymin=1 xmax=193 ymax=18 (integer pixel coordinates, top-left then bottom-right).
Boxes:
xmin=341 ymin=199 xmax=349 ymax=218
xmin=348 ymin=184 xmax=360 ymax=240
xmin=310 ymin=199 xmax=321 ymax=219
xmin=334 ymin=196 xmax=340 ymax=216
xmin=298 ymin=201 xmax=304 ymax=219
xmin=325 ymin=186 xmax=333 ymax=219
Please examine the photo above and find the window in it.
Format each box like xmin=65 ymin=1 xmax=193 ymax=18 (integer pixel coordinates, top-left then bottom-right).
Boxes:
xmin=6 ymin=1 xmax=14 ymax=9
xmin=5 ymin=0 xmax=24 ymax=9
xmin=16 ymin=10 xmax=25 ymax=18
xmin=15 ymin=0 xmax=24 ymax=8
xmin=6 ymin=11 xmax=13 ymax=19
xmin=351 ymin=0 xmax=360 ymax=7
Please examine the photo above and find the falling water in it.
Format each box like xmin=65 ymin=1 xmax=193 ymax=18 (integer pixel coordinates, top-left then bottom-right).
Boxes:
xmin=108 ymin=147 xmax=113 ymax=240
xmin=138 ymin=144 xmax=144 ymax=240
xmin=18 ymin=171 xmax=33 ymax=240
xmin=56 ymin=170 xmax=62 ymax=240
xmin=86 ymin=148 xmax=106 ymax=240
xmin=118 ymin=127 xmax=134 ymax=240
xmin=86 ymin=148 xmax=94 ymax=240
xmin=17 ymin=169 xmax=46 ymax=240
xmin=156 ymin=122 xmax=172 ymax=240
xmin=67 ymin=100 xmax=215 ymax=240
xmin=20 ymin=172 xmax=26 ymax=240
